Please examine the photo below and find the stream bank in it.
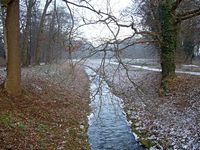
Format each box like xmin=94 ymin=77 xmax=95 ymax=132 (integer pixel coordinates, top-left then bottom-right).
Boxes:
xmin=0 ymin=63 xmax=91 ymax=149
xmin=104 ymin=67 xmax=200 ymax=150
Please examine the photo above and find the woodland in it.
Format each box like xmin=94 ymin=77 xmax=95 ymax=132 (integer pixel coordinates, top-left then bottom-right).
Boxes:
xmin=0 ymin=0 xmax=199 ymax=149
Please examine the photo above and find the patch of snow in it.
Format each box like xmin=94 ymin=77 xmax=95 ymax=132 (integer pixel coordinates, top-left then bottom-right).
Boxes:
xmin=31 ymin=83 xmax=42 ymax=91
xmin=39 ymin=62 xmax=45 ymax=66
xmin=132 ymin=132 xmax=139 ymax=140
xmin=128 ymin=64 xmax=200 ymax=76
xmin=80 ymin=125 xmax=84 ymax=129
xmin=87 ymin=113 xmax=94 ymax=126
xmin=128 ymin=120 xmax=132 ymax=125
xmin=130 ymin=65 xmax=161 ymax=72
xmin=176 ymin=70 xmax=200 ymax=76
xmin=182 ymin=64 xmax=199 ymax=68
xmin=0 ymin=67 xmax=6 ymax=71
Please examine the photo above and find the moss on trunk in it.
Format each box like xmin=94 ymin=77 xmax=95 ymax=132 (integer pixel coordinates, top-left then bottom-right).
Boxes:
xmin=158 ymin=0 xmax=176 ymax=95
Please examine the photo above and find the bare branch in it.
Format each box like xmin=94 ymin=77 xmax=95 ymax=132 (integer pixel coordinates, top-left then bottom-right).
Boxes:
xmin=176 ymin=7 xmax=200 ymax=22
xmin=62 ymin=0 xmax=103 ymax=17
xmin=172 ymin=0 xmax=183 ymax=11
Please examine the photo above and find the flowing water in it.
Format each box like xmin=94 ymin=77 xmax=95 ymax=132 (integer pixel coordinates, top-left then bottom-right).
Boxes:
xmin=85 ymin=68 xmax=145 ymax=150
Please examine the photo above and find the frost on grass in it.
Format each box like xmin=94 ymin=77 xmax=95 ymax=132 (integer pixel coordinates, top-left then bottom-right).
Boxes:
xmin=0 ymin=62 xmax=90 ymax=150
xmin=105 ymin=66 xmax=200 ymax=150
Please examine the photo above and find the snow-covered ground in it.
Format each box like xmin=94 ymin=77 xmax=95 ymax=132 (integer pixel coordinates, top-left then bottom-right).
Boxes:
xmin=75 ymin=58 xmax=200 ymax=76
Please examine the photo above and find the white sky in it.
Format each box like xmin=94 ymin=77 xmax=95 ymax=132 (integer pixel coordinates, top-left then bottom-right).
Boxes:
xmin=44 ymin=0 xmax=134 ymax=44
xmin=73 ymin=0 xmax=134 ymax=43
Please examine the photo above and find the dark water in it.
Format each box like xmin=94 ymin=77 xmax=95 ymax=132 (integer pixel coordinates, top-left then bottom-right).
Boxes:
xmin=86 ymin=68 xmax=145 ymax=150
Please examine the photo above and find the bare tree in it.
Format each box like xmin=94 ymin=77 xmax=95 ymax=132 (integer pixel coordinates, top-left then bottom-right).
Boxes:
xmin=124 ymin=0 xmax=200 ymax=94
xmin=33 ymin=0 xmax=52 ymax=65
xmin=21 ymin=0 xmax=36 ymax=66
xmin=45 ymin=0 xmax=56 ymax=64
xmin=0 ymin=5 xmax=7 ymax=61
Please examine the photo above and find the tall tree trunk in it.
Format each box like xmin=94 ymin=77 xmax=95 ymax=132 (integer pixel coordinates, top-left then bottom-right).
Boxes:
xmin=0 ymin=6 xmax=7 ymax=61
xmin=33 ymin=0 xmax=52 ymax=65
xmin=22 ymin=0 xmax=35 ymax=66
xmin=5 ymin=0 xmax=21 ymax=96
xmin=158 ymin=0 xmax=176 ymax=94
xmin=46 ymin=0 xmax=56 ymax=64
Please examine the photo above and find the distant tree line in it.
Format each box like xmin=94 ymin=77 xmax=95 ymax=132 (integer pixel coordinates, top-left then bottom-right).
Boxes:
xmin=0 ymin=0 xmax=88 ymax=95
xmin=0 ymin=0 xmax=85 ymax=66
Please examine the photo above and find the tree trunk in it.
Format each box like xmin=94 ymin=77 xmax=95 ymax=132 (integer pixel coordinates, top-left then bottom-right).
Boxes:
xmin=158 ymin=0 xmax=176 ymax=94
xmin=33 ymin=0 xmax=52 ymax=65
xmin=22 ymin=0 xmax=35 ymax=66
xmin=46 ymin=0 xmax=56 ymax=64
xmin=0 ymin=6 xmax=7 ymax=61
xmin=5 ymin=0 xmax=21 ymax=96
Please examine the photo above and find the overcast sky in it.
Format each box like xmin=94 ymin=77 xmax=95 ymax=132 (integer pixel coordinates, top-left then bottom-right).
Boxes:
xmin=43 ymin=0 xmax=134 ymax=44
xmin=74 ymin=0 xmax=134 ymax=43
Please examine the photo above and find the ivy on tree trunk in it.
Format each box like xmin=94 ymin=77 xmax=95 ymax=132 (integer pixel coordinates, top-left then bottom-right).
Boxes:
xmin=158 ymin=0 xmax=176 ymax=94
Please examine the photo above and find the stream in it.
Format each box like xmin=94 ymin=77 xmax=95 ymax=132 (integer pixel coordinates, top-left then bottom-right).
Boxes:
xmin=85 ymin=67 xmax=145 ymax=150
